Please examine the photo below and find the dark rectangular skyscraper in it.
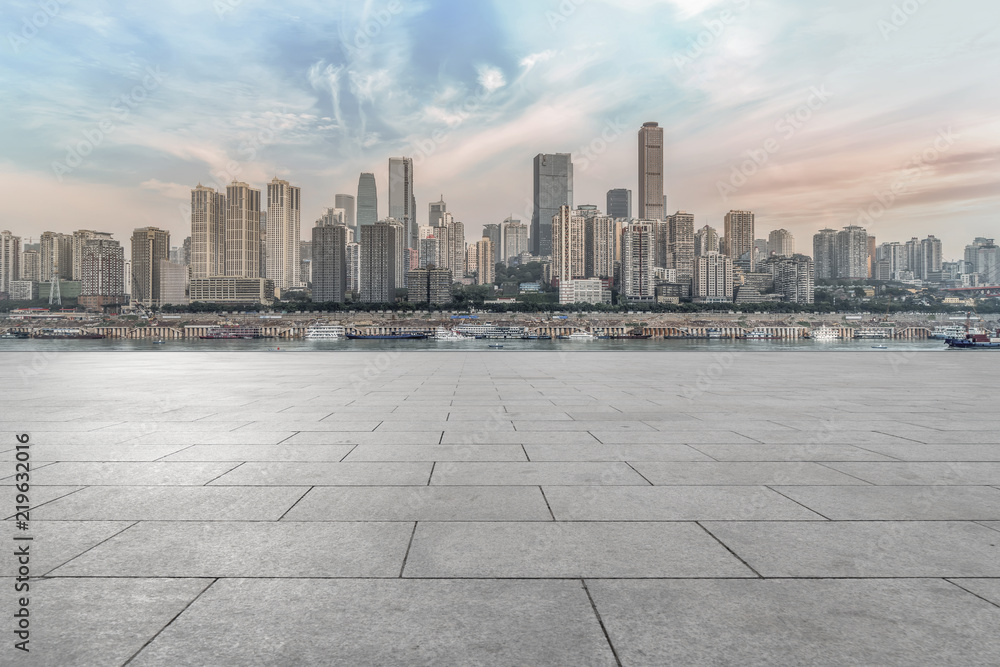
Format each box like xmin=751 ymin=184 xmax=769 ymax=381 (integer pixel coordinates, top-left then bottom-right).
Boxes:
xmin=606 ymin=188 xmax=632 ymax=219
xmin=312 ymin=223 xmax=347 ymax=303
xmin=638 ymin=122 xmax=664 ymax=220
xmin=531 ymin=153 xmax=573 ymax=257
xmin=360 ymin=221 xmax=396 ymax=303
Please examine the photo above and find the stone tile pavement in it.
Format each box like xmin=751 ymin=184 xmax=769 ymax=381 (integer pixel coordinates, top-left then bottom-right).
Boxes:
xmin=2 ymin=350 xmax=999 ymax=665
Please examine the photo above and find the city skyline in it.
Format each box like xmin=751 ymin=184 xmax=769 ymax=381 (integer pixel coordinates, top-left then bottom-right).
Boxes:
xmin=2 ymin=1 xmax=997 ymax=256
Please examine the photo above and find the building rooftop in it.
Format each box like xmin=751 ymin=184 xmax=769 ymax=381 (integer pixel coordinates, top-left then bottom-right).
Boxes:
xmin=3 ymin=350 xmax=999 ymax=665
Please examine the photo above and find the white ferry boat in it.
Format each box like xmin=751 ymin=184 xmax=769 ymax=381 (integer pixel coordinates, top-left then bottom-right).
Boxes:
xmin=809 ymin=327 xmax=840 ymax=341
xmin=740 ymin=329 xmax=778 ymax=339
xmin=929 ymin=325 xmax=984 ymax=339
xmin=853 ymin=327 xmax=893 ymax=339
xmin=434 ymin=328 xmax=466 ymax=341
xmin=558 ymin=331 xmax=595 ymax=340
xmin=454 ymin=324 xmax=527 ymax=339
xmin=304 ymin=325 xmax=345 ymax=340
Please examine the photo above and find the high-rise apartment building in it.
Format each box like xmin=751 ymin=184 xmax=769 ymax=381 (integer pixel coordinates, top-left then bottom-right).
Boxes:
xmin=770 ymin=254 xmax=814 ymax=303
xmin=767 ymin=229 xmax=795 ymax=257
xmin=813 ymin=228 xmax=837 ymax=279
xmin=483 ymin=223 xmax=502 ymax=268
xmin=406 ymin=268 xmax=452 ymax=304
xmin=834 ymin=225 xmax=870 ymax=280
xmin=130 ymin=227 xmax=170 ymax=307
xmin=40 ymin=231 xmax=72 ymax=281
xmin=606 ymin=188 xmax=632 ymax=220
xmin=552 ymin=205 xmax=585 ymax=282
xmin=359 ymin=221 xmax=396 ymax=303
xmin=387 ymin=218 xmax=407 ymax=288
xmin=79 ymin=238 xmax=125 ymax=309
xmin=621 ymin=221 xmax=656 ymax=301
xmin=476 ymin=238 xmax=494 ymax=285
xmin=357 ymin=173 xmax=378 ymax=227
xmin=0 ymin=231 xmax=20 ymax=295
xmin=19 ymin=249 xmax=40 ymax=282
xmin=585 ymin=215 xmax=615 ymax=279
xmin=346 ymin=242 xmax=360 ymax=294
xmin=225 ymin=181 xmax=261 ymax=279
xmin=312 ymin=220 xmax=347 ymax=303
xmin=920 ymin=236 xmax=943 ymax=280
xmin=191 ymin=184 xmax=226 ymax=279
xmin=638 ymin=122 xmax=665 ymax=220
xmin=694 ymin=225 xmax=719 ymax=257
xmin=502 ymin=217 xmax=528 ymax=264
xmin=447 ymin=219 xmax=465 ymax=277
xmin=466 ymin=244 xmax=478 ymax=277
xmin=965 ymin=238 xmax=999 ymax=284
xmin=531 ymin=153 xmax=573 ymax=256
xmin=724 ymin=210 xmax=755 ymax=270
xmin=388 ymin=157 xmax=416 ymax=250
xmin=265 ymin=178 xmax=301 ymax=293
xmin=159 ymin=260 xmax=189 ymax=306
xmin=71 ymin=230 xmax=114 ymax=280
xmin=668 ymin=211 xmax=695 ymax=282
xmin=693 ymin=252 xmax=734 ymax=300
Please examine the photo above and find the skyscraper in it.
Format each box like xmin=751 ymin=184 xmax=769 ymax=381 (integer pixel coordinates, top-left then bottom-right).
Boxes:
xmin=621 ymin=221 xmax=656 ymax=301
xmin=191 ymin=184 xmax=226 ymax=279
xmin=71 ymin=230 xmax=114 ymax=281
xmin=584 ymin=215 xmax=615 ymax=279
xmin=813 ymin=229 xmax=837 ymax=279
xmin=531 ymin=153 xmax=573 ymax=256
xmin=357 ymin=173 xmax=378 ymax=227
xmin=920 ymin=235 xmax=943 ymax=280
xmin=552 ymin=205 xmax=585 ymax=282
xmin=334 ymin=194 xmax=356 ymax=234
xmin=835 ymin=225 xmax=869 ymax=279
xmin=502 ymin=217 xmax=528 ymax=264
xmin=40 ymin=231 xmax=72 ymax=281
xmin=346 ymin=242 xmax=360 ymax=294
xmin=225 ymin=181 xmax=261 ymax=279
xmin=770 ymin=254 xmax=814 ymax=304
xmin=359 ymin=221 xmax=396 ymax=303
xmin=130 ymin=227 xmax=170 ymax=307
xmin=266 ymin=177 xmax=302 ymax=293
xmin=0 ymin=231 xmax=20 ymax=296
xmin=19 ymin=249 xmax=40 ymax=282
xmin=388 ymin=157 xmax=415 ymax=249
xmin=694 ymin=225 xmax=719 ymax=256
xmin=723 ymin=210 xmax=755 ymax=271
xmin=79 ymin=238 xmax=125 ymax=309
xmin=606 ymin=188 xmax=632 ymax=220
xmin=483 ymin=223 xmax=502 ymax=268
xmin=668 ymin=211 xmax=696 ymax=283
xmin=388 ymin=218 xmax=407 ymax=288
xmin=312 ymin=219 xmax=347 ymax=303
xmin=767 ymin=229 xmax=795 ymax=257
xmin=447 ymin=219 xmax=465 ymax=277
xmin=638 ymin=122 xmax=665 ymax=220
xmin=476 ymin=238 xmax=494 ymax=285
xmin=429 ymin=195 xmax=447 ymax=227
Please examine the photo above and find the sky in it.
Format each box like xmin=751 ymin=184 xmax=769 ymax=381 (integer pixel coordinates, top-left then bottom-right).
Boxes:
xmin=1 ymin=0 xmax=998 ymax=258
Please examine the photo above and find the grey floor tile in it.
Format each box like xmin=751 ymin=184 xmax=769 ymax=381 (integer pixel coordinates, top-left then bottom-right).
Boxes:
xmin=129 ymin=431 xmax=297 ymax=445
xmin=855 ymin=444 xmax=1000 ymax=461
xmin=159 ymin=444 xmax=356 ymax=462
xmin=772 ymin=485 xmax=1000 ymax=520
xmin=1 ymin=485 xmax=83 ymax=516
xmin=343 ymin=444 xmax=526 ymax=461
xmin=524 ymin=443 xmax=713 ymax=461
xmin=0 ymin=521 xmax=133 ymax=575
xmin=403 ymin=522 xmax=755 ymax=577
xmin=825 ymin=462 xmax=1000 ymax=485
xmin=4 ymin=578 xmax=212 ymax=667
xmin=704 ymin=521 xmax=1000 ymax=577
xmin=128 ymin=579 xmax=617 ymax=667
xmin=0 ymin=444 xmax=189 ymax=462
xmin=630 ymin=461 xmax=867 ymax=485
xmin=590 ymin=431 xmax=759 ymax=444
xmin=588 ymin=578 xmax=1000 ymax=667
xmin=693 ymin=444 xmax=897 ymax=461
xmin=13 ymin=461 xmax=240 ymax=486
xmin=286 ymin=431 xmax=444 ymax=445
xmin=31 ymin=486 xmax=307 ymax=520
xmin=949 ymin=578 xmax=1000 ymax=607
xmin=431 ymin=461 xmax=648 ymax=486
xmin=282 ymin=486 xmax=552 ymax=521
xmin=208 ymin=461 xmax=432 ymax=485
xmin=543 ymin=486 xmax=825 ymax=521
xmin=51 ymin=521 xmax=414 ymax=577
